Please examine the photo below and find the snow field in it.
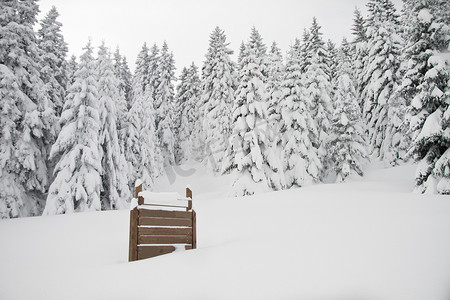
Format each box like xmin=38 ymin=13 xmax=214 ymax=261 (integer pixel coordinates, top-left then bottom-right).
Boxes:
xmin=0 ymin=163 xmax=450 ymax=300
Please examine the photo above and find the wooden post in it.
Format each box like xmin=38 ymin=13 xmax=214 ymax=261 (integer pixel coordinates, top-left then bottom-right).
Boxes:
xmin=136 ymin=183 xmax=144 ymax=205
xmin=192 ymin=210 xmax=197 ymax=249
xmin=128 ymin=207 xmax=138 ymax=262
xmin=186 ymin=187 xmax=192 ymax=211
xmin=135 ymin=183 xmax=142 ymax=198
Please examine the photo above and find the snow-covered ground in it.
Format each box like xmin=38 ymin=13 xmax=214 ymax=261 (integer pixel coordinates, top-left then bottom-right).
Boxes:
xmin=1 ymin=163 xmax=450 ymax=300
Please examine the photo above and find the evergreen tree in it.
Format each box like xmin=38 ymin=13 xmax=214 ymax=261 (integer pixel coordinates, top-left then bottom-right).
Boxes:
xmin=121 ymin=56 xmax=132 ymax=104
xmin=308 ymin=17 xmax=326 ymax=53
xmin=113 ymin=47 xmax=132 ymax=108
xmin=127 ymin=43 xmax=148 ymax=187
xmin=302 ymin=18 xmax=334 ymax=179
xmin=37 ymin=6 xmax=69 ymax=187
xmin=174 ymin=67 xmax=188 ymax=163
xmin=96 ymin=42 xmax=130 ymax=210
xmin=266 ymin=42 xmax=286 ymax=190
xmin=200 ymin=27 xmax=236 ymax=173
xmin=237 ymin=41 xmax=246 ymax=71
xmin=404 ymin=0 xmax=450 ymax=194
xmin=67 ymin=55 xmax=78 ymax=86
xmin=352 ymin=7 xmax=369 ymax=111
xmin=44 ymin=41 xmax=102 ymax=214
xmin=127 ymin=42 xmax=160 ymax=189
xmin=299 ymin=31 xmax=311 ymax=73
xmin=155 ymin=41 xmax=176 ymax=166
xmin=361 ymin=0 xmax=405 ymax=163
xmin=0 ymin=0 xmax=55 ymax=218
xmin=266 ymin=42 xmax=284 ymax=124
xmin=148 ymin=44 xmax=161 ymax=100
xmin=129 ymin=87 xmax=159 ymax=189
xmin=124 ymin=100 xmax=142 ymax=188
xmin=113 ymin=47 xmax=122 ymax=82
xmin=279 ymin=43 xmax=321 ymax=188
xmin=131 ymin=43 xmax=149 ymax=105
xmin=187 ymin=63 xmax=205 ymax=162
xmin=175 ymin=63 xmax=202 ymax=163
xmin=112 ymin=47 xmax=130 ymax=152
xmin=264 ymin=41 xmax=286 ymax=190
xmin=37 ymin=6 xmax=68 ymax=116
xmin=329 ymin=39 xmax=368 ymax=182
xmin=327 ymin=39 xmax=338 ymax=90
xmin=221 ymin=40 xmax=271 ymax=196
xmin=248 ymin=27 xmax=269 ymax=79
xmin=352 ymin=7 xmax=367 ymax=44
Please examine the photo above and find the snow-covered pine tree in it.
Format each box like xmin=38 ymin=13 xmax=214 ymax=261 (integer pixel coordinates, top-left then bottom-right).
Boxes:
xmin=404 ymin=0 xmax=450 ymax=194
xmin=279 ymin=41 xmax=321 ymax=188
xmin=37 ymin=6 xmax=69 ymax=187
xmin=112 ymin=47 xmax=130 ymax=153
xmin=266 ymin=42 xmax=285 ymax=125
xmin=126 ymin=42 xmax=160 ymax=189
xmin=264 ymin=42 xmax=286 ymax=190
xmin=302 ymin=18 xmax=334 ymax=179
xmin=351 ymin=7 xmax=369 ymax=111
xmin=44 ymin=41 xmax=102 ymax=214
xmin=222 ymin=40 xmax=271 ymax=196
xmin=186 ymin=63 xmax=205 ymax=162
xmin=248 ymin=27 xmax=269 ymax=79
xmin=37 ymin=6 xmax=68 ymax=117
xmin=0 ymin=0 xmax=56 ymax=218
xmin=329 ymin=38 xmax=368 ymax=182
xmin=361 ymin=0 xmax=406 ymax=163
xmin=299 ymin=31 xmax=311 ymax=74
xmin=148 ymin=44 xmax=161 ymax=100
xmin=200 ymin=27 xmax=236 ymax=173
xmin=237 ymin=41 xmax=246 ymax=71
xmin=352 ymin=7 xmax=367 ymax=44
xmin=67 ymin=55 xmax=78 ymax=86
xmin=113 ymin=47 xmax=132 ymax=109
xmin=175 ymin=63 xmax=202 ymax=163
xmin=121 ymin=56 xmax=132 ymax=103
xmin=131 ymin=43 xmax=149 ymax=106
xmin=113 ymin=48 xmax=123 ymax=84
xmin=327 ymin=39 xmax=338 ymax=91
xmin=174 ymin=67 xmax=188 ymax=163
xmin=124 ymin=99 xmax=142 ymax=189
xmin=96 ymin=42 xmax=130 ymax=209
xmin=155 ymin=41 xmax=176 ymax=166
xmin=126 ymin=43 xmax=148 ymax=188
xmin=132 ymin=87 xmax=159 ymax=189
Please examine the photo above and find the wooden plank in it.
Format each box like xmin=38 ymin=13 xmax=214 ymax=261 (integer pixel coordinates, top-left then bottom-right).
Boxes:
xmin=138 ymin=246 xmax=175 ymax=259
xmin=139 ymin=217 xmax=192 ymax=227
xmin=139 ymin=235 xmax=193 ymax=245
xmin=139 ymin=227 xmax=192 ymax=236
xmin=185 ymin=245 xmax=193 ymax=250
xmin=128 ymin=207 xmax=138 ymax=262
xmin=139 ymin=203 xmax=188 ymax=209
xmin=139 ymin=209 xmax=192 ymax=219
xmin=192 ymin=210 xmax=197 ymax=249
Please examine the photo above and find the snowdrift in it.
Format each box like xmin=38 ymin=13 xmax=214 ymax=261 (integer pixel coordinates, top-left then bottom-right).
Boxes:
xmin=0 ymin=163 xmax=450 ymax=300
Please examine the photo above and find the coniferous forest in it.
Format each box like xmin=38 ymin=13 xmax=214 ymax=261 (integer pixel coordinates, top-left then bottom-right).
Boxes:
xmin=1 ymin=0 xmax=449 ymax=218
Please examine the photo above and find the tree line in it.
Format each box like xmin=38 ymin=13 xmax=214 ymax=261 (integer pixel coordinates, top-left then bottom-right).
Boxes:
xmin=0 ymin=0 xmax=448 ymax=218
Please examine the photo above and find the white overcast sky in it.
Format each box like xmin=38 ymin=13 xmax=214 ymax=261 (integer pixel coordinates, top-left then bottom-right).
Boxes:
xmin=37 ymin=0 xmax=403 ymax=74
